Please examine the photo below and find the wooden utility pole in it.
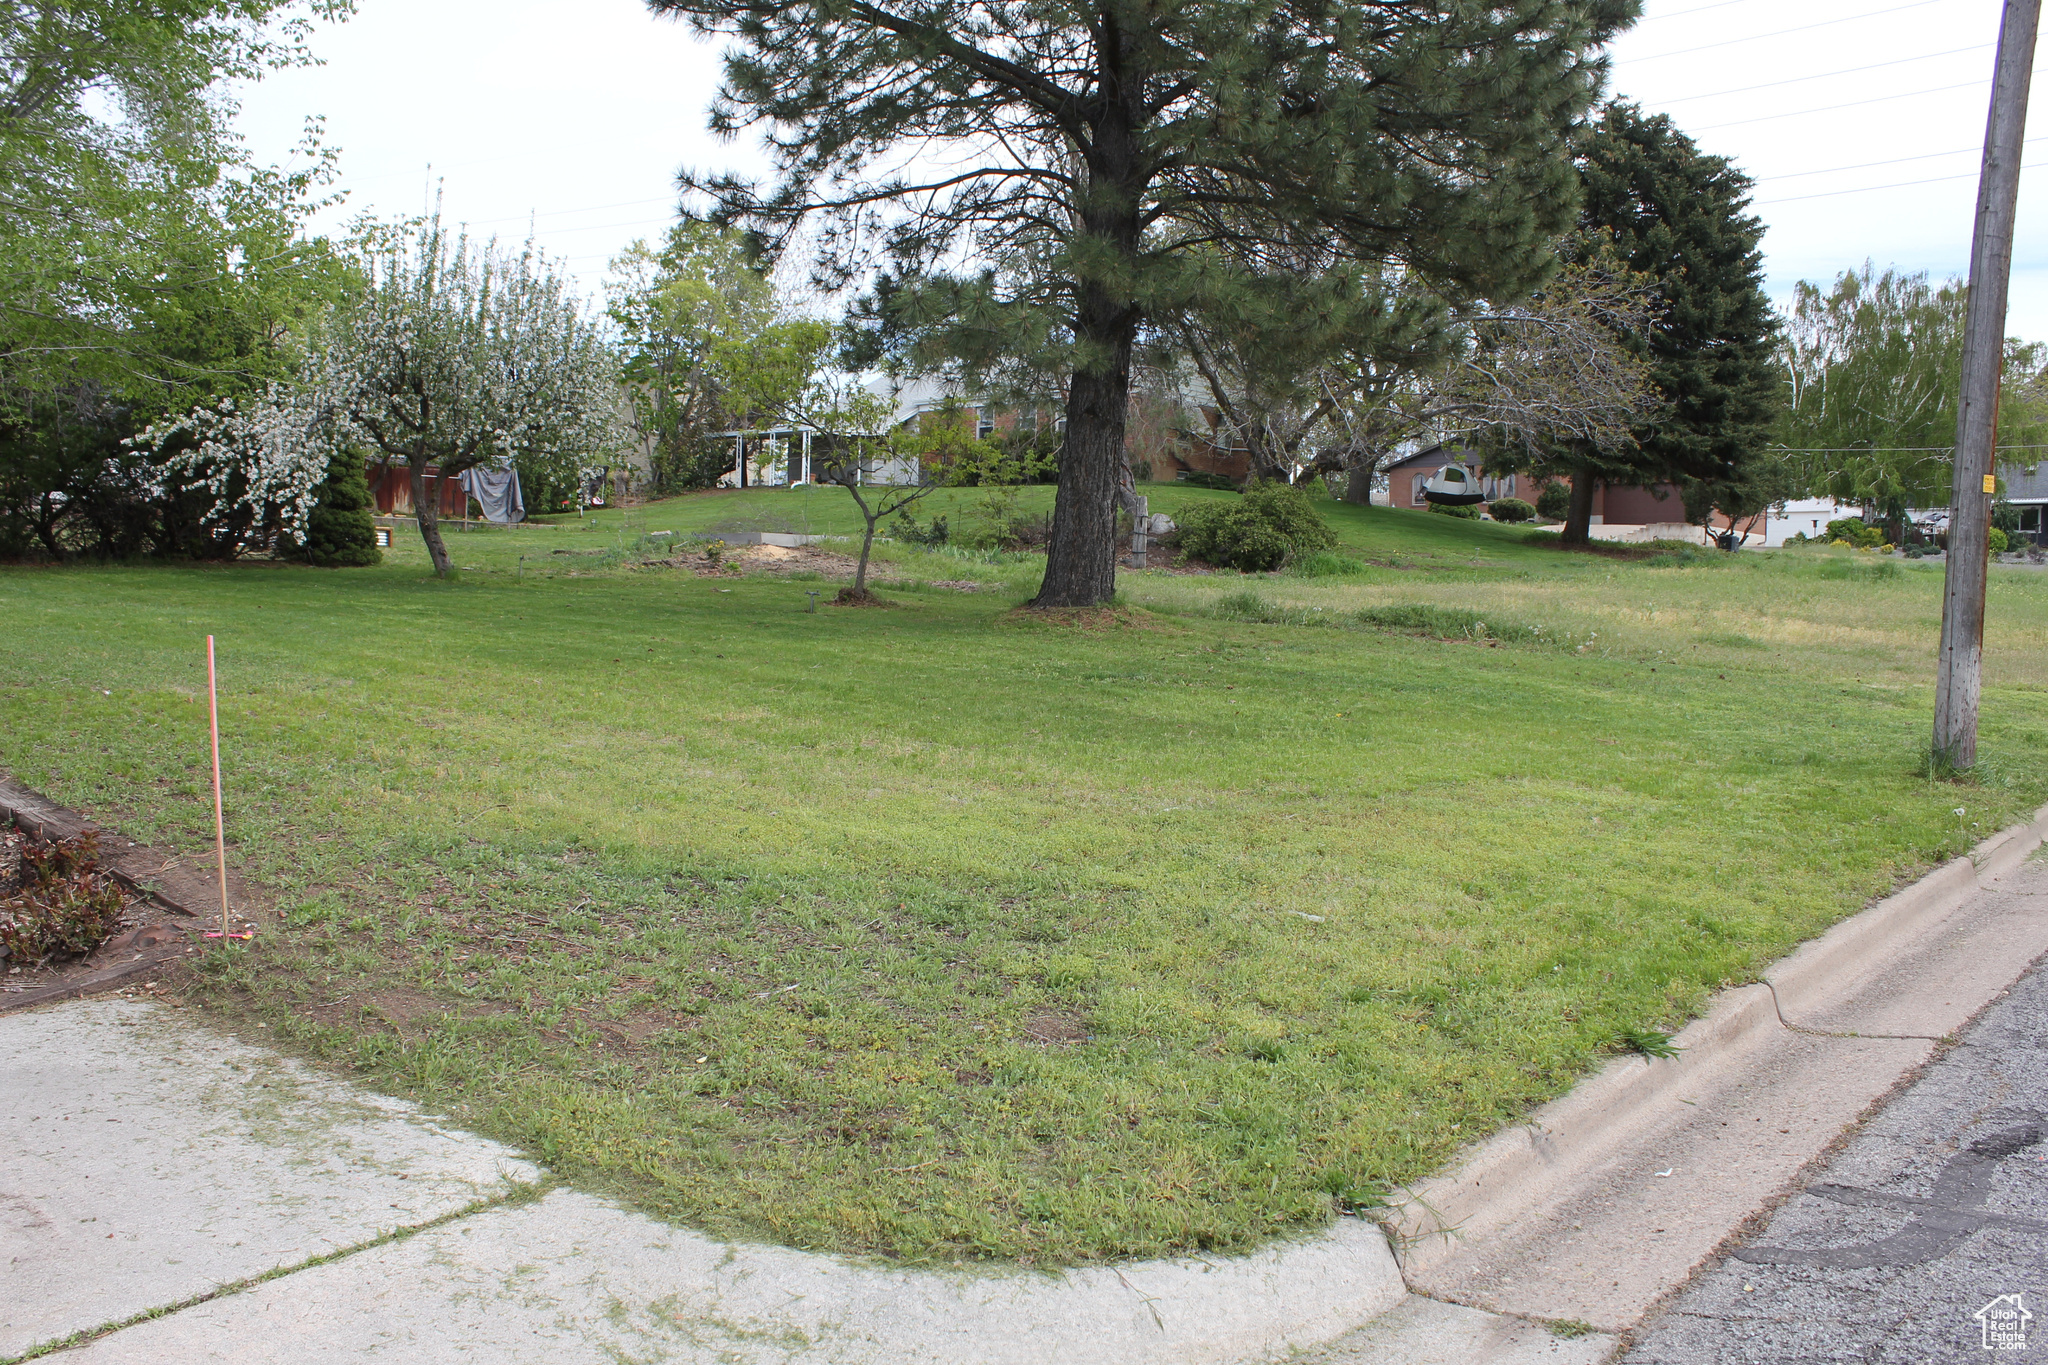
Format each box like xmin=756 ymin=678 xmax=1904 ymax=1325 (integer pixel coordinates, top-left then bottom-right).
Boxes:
xmin=1935 ymin=0 xmax=2041 ymax=769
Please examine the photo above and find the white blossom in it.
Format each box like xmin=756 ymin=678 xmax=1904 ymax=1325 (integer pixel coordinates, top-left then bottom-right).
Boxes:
xmin=129 ymin=383 xmax=338 ymax=542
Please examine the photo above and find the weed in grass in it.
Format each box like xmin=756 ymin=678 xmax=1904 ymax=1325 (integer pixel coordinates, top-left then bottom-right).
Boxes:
xmin=1818 ymin=558 xmax=1903 ymax=582
xmin=1617 ymin=1026 xmax=1683 ymax=1059
xmin=1549 ymin=1319 xmax=1598 ymax=1340
xmin=1353 ymin=604 xmax=1542 ymax=644
xmin=1289 ymin=550 xmax=1369 ymax=578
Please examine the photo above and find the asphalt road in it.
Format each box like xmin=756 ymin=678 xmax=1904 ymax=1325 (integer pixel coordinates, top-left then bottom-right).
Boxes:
xmin=1623 ymin=949 xmax=2048 ymax=1364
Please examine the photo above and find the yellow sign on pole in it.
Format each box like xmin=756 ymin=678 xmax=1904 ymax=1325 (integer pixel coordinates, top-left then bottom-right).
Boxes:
xmin=1984 ymin=474 xmax=1999 ymax=494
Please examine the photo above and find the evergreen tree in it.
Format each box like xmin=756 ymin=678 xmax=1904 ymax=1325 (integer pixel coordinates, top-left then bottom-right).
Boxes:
xmin=647 ymin=0 xmax=1640 ymax=605
xmin=302 ymin=451 xmax=380 ymax=567
xmin=1528 ymin=103 xmax=1780 ymax=546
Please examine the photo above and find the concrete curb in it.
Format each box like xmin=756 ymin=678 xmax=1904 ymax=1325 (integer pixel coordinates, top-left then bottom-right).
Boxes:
xmin=1381 ymin=803 xmax=2048 ymax=1282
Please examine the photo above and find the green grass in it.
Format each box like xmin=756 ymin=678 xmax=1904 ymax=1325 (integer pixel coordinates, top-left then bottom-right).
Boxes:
xmin=4 ymin=485 xmax=2047 ymax=1267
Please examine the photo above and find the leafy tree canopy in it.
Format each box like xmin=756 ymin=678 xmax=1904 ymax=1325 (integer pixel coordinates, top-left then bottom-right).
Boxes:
xmin=1777 ymin=264 xmax=2048 ymax=520
xmin=0 ymin=0 xmax=353 ymax=403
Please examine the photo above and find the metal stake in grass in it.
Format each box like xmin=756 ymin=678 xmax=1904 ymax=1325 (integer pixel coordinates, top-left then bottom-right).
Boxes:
xmin=206 ymin=635 xmax=230 ymax=940
xmin=807 ymin=590 xmax=820 ymax=613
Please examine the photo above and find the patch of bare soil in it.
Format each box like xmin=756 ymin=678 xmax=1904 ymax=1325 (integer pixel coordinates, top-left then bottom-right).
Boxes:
xmin=746 ymin=544 xmax=987 ymax=592
xmin=1020 ymin=1011 xmax=1090 ymax=1046
xmin=592 ymin=1009 xmax=681 ymax=1052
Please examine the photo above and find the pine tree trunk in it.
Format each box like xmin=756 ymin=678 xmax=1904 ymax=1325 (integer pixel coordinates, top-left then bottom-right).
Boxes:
xmin=1033 ymin=132 xmax=1141 ymax=609
xmin=410 ymin=459 xmax=453 ymax=577
xmin=1035 ymin=347 xmax=1130 ymax=607
xmin=1560 ymin=472 xmax=1599 ymax=548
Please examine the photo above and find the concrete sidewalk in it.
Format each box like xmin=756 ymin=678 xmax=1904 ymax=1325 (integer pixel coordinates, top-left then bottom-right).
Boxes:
xmin=1 ymin=1000 xmax=1406 ymax=1364
xmin=3 ymin=844 xmax=2045 ymax=1363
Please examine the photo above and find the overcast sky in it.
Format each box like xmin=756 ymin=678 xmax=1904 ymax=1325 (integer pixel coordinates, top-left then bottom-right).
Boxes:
xmin=233 ymin=0 xmax=2047 ymax=334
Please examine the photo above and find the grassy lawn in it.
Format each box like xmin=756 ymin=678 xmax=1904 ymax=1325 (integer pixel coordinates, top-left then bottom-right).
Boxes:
xmin=5 ymin=485 xmax=2046 ymax=1265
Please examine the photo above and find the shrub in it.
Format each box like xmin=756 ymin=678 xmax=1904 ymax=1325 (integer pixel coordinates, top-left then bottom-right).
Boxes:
xmin=1177 ymin=479 xmax=1336 ymax=571
xmin=1536 ymin=481 xmax=1573 ymax=521
xmin=0 ymin=832 xmax=125 ymax=966
xmin=890 ymin=510 xmax=949 ymax=547
xmin=1824 ymin=517 xmax=1886 ymax=549
xmin=956 ymin=484 xmax=1043 ymax=549
xmin=1176 ymin=470 xmax=1239 ymax=491
xmin=1428 ymin=501 xmax=1480 ymax=519
xmin=302 ymin=453 xmax=383 ymax=567
xmin=1989 ymin=527 xmax=2010 ymax=554
xmin=1488 ymin=496 xmax=1535 ymax=523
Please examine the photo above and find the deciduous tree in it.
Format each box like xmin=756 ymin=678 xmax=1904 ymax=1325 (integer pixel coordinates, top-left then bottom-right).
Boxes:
xmin=1778 ymin=264 xmax=2048 ymax=536
xmin=606 ymin=223 xmax=779 ymax=489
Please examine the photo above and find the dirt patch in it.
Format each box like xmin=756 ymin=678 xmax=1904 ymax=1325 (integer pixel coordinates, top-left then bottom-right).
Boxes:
xmin=739 ymin=544 xmax=863 ymax=579
xmin=593 ymin=1009 xmax=681 ymax=1051
xmin=1020 ymin=1011 xmax=1090 ymax=1046
xmin=364 ymin=986 xmax=451 ymax=1028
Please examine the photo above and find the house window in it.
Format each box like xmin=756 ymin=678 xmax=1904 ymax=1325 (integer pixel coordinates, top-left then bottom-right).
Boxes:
xmin=976 ymin=411 xmax=996 ymax=439
xmin=2023 ymin=506 xmax=2042 ymax=532
xmin=1412 ymin=473 xmax=1427 ymax=504
xmin=1504 ymin=475 xmax=1516 ymax=496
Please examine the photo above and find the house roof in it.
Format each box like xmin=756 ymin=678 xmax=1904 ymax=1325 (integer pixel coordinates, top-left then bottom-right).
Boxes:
xmin=1382 ymin=441 xmax=1475 ymax=474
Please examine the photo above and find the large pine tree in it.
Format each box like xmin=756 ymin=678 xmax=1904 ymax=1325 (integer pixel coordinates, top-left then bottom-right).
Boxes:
xmin=648 ymin=0 xmax=1640 ymax=605
xmin=1549 ymin=103 xmax=1780 ymax=545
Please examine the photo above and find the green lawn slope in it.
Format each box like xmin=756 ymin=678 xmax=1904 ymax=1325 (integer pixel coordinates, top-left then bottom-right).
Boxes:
xmin=2 ymin=491 xmax=2043 ymax=1265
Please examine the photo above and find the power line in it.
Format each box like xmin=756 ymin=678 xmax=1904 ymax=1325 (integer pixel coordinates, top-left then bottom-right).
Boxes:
xmin=1755 ymin=159 xmax=2046 ymax=204
xmin=1772 ymin=445 xmax=2048 ymax=453
xmin=1754 ymin=138 xmax=2048 ymax=183
xmin=459 ymin=194 xmax=680 ymax=228
xmin=1635 ymin=0 xmax=1774 ymax=24
xmin=1625 ymin=0 xmax=1949 ymax=63
xmin=1691 ymin=75 xmax=2018 ymax=131
xmin=1652 ymin=44 xmax=1990 ymax=105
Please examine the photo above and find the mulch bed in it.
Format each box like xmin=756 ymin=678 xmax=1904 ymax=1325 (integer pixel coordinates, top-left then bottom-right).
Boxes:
xmin=0 ymin=779 xmax=251 ymax=1014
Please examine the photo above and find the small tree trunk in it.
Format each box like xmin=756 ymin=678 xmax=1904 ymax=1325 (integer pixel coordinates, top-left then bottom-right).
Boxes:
xmin=853 ymin=515 xmax=877 ymax=593
xmin=410 ymin=459 xmax=453 ymax=577
xmin=35 ymin=493 xmax=65 ymax=560
xmin=1560 ymin=473 xmax=1599 ymax=548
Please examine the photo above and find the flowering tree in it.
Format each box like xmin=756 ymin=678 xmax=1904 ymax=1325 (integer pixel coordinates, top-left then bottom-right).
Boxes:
xmin=314 ymin=219 xmax=630 ymax=575
xmin=130 ymin=382 xmax=337 ymax=553
xmin=135 ymin=218 xmax=630 ymax=574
